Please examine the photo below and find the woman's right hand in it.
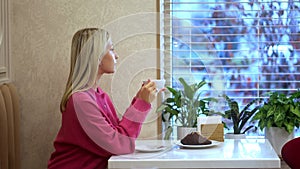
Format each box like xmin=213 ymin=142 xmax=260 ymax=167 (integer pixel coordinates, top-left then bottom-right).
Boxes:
xmin=136 ymin=80 xmax=157 ymax=103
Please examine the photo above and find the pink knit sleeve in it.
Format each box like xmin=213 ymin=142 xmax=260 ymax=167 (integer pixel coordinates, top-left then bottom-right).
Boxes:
xmin=72 ymin=92 xmax=151 ymax=155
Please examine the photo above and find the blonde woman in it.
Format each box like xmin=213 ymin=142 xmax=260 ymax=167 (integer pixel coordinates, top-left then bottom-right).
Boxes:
xmin=48 ymin=28 xmax=160 ymax=169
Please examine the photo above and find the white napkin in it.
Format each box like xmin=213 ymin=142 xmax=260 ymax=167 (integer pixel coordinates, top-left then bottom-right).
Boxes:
xmin=197 ymin=116 xmax=222 ymax=133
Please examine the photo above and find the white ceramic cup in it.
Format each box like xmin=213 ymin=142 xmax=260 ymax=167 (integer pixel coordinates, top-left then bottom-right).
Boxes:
xmin=143 ymin=79 xmax=166 ymax=91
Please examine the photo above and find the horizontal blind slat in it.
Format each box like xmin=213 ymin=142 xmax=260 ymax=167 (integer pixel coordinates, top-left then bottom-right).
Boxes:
xmin=165 ymin=1 xmax=290 ymax=5
xmin=170 ymin=25 xmax=300 ymax=29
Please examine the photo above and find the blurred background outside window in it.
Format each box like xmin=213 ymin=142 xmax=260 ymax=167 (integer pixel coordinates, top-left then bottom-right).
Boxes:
xmin=162 ymin=0 xmax=300 ymax=136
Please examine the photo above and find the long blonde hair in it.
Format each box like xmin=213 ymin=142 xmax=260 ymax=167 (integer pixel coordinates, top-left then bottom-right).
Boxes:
xmin=60 ymin=28 xmax=111 ymax=112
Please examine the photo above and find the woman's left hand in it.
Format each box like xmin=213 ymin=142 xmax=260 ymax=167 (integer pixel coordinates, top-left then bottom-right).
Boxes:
xmin=136 ymin=80 xmax=158 ymax=103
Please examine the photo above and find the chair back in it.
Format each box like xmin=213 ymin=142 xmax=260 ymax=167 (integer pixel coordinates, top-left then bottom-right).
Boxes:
xmin=281 ymin=137 xmax=300 ymax=169
xmin=0 ymin=83 xmax=21 ymax=169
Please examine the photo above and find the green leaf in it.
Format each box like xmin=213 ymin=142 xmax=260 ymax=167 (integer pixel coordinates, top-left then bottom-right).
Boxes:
xmin=284 ymin=122 xmax=294 ymax=134
xmin=252 ymin=111 xmax=262 ymax=120
xmin=166 ymin=86 xmax=178 ymax=95
xmin=267 ymin=120 xmax=273 ymax=128
xmin=178 ymin=77 xmax=194 ymax=100
xmin=165 ymin=106 xmax=179 ymax=116
xmin=266 ymin=107 xmax=275 ymax=118
xmin=257 ymin=120 xmax=265 ymax=131
xmin=291 ymin=106 xmax=300 ymax=118
xmin=156 ymin=104 xmax=168 ymax=112
xmin=242 ymin=125 xmax=254 ymax=134
xmin=164 ymin=126 xmax=173 ymax=140
xmin=274 ymin=110 xmax=285 ymax=124
xmin=166 ymin=98 xmax=175 ymax=103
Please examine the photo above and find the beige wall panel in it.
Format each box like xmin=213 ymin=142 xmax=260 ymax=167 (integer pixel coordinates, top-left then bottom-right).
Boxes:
xmin=10 ymin=0 xmax=158 ymax=168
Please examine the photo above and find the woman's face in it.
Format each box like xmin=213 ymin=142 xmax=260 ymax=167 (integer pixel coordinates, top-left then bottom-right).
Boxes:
xmin=98 ymin=43 xmax=119 ymax=75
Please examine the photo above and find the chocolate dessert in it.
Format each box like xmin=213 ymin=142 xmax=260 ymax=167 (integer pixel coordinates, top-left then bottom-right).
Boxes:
xmin=180 ymin=132 xmax=212 ymax=145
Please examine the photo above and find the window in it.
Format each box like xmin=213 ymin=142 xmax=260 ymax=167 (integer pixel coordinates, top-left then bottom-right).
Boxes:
xmin=0 ymin=0 xmax=10 ymax=83
xmin=161 ymin=0 xmax=300 ymax=135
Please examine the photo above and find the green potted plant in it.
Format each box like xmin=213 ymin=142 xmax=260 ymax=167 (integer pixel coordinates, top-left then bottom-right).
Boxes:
xmin=252 ymin=90 xmax=300 ymax=155
xmin=252 ymin=91 xmax=300 ymax=133
xmin=208 ymin=95 xmax=262 ymax=139
xmin=156 ymin=77 xmax=213 ymax=139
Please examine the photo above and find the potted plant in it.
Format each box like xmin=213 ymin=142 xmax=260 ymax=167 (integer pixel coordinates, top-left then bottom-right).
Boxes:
xmin=252 ymin=90 xmax=300 ymax=155
xmin=208 ymin=95 xmax=262 ymax=139
xmin=156 ymin=77 xmax=213 ymax=139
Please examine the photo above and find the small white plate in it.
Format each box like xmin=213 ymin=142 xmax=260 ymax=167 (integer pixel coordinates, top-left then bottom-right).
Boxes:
xmin=176 ymin=140 xmax=221 ymax=149
xmin=135 ymin=145 xmax=168 ymax=152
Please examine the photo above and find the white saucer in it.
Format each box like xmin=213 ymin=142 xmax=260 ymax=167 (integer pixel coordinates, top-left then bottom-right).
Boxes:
xmin=135 ymin=145 xmax=168 ymax=152
xmin=176 ymin=140 xmax=221 ymax=148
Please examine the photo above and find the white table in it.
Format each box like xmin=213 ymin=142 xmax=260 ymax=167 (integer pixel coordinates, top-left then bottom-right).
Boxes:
xmin=108 ymin=139 xmax=281 ymax=169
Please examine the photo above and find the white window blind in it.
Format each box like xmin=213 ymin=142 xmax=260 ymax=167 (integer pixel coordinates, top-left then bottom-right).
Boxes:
xmin=162 ymin=0 xmax=300 ymax=106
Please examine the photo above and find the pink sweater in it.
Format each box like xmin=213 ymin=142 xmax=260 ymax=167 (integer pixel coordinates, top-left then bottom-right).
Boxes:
xmin=48 ymin=88 xmax=151 ymax=169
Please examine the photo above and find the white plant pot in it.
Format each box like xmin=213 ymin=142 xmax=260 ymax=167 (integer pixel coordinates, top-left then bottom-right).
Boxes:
xmin=177 ymin=126 xmax=197 ymax=140
xmin=224 ymin=133 xmax=246 ymax=139
xmin=265 ymin=127 xmax=294 ymax=156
